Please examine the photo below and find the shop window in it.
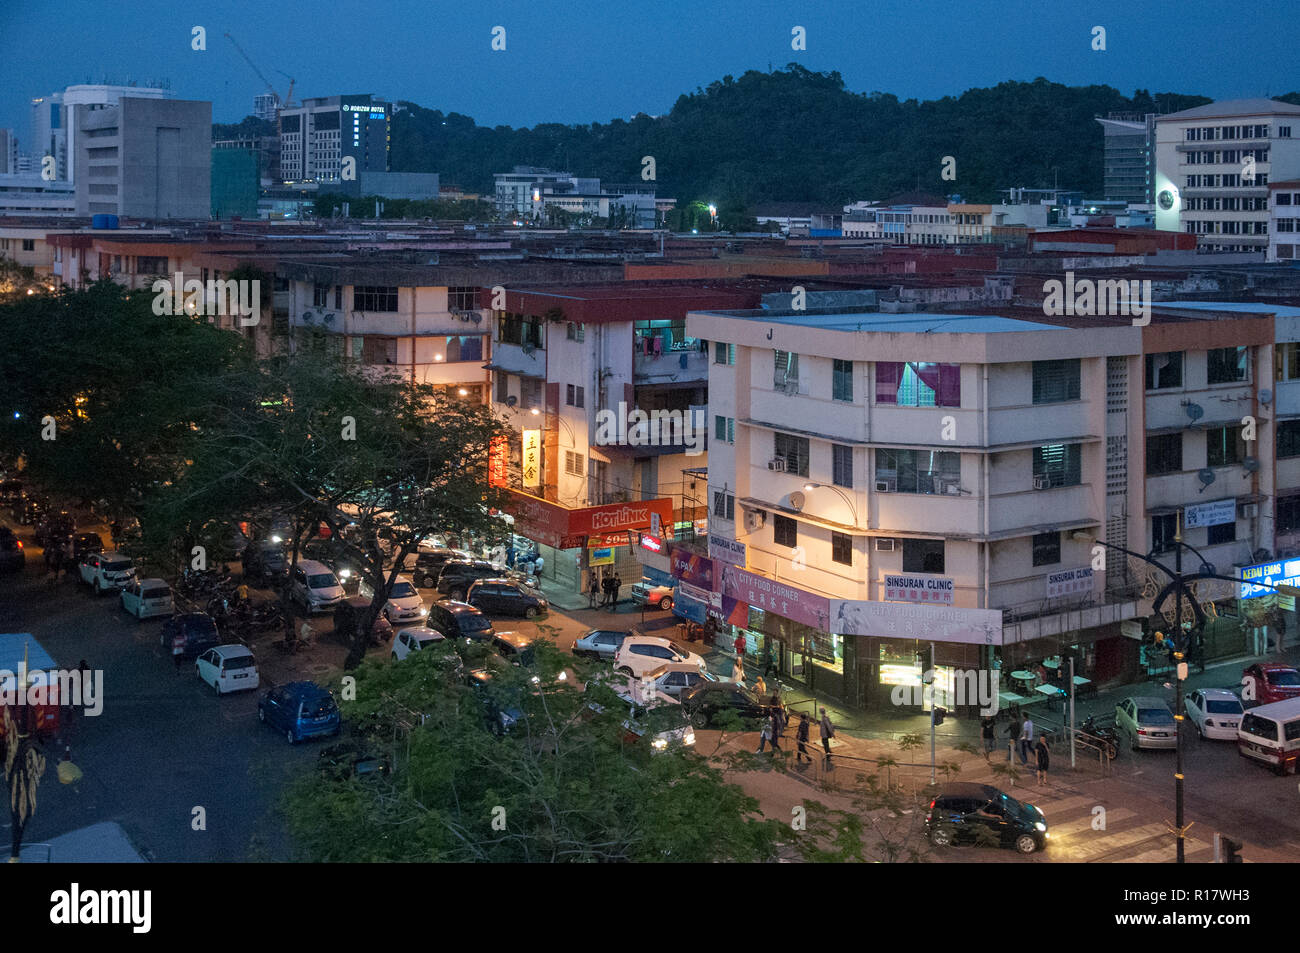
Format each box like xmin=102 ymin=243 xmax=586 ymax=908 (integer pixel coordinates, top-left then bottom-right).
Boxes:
xmin=1206 ymin=425 xmax=1245 ymax=468
xmin=1144 ymin=352 xmax=1183 ymax=390
xmin=1032 ymin=443 xmax=1082 ymax=488
xmin=831 ymin=532 xmax=852 ymax=566
xmin=1146 ymin=433 xmax=1183 ymax=475
xmin=1032 ymin=531 xmax=1061 ymax=567
xmin=1207 ymin=346 xmax=1248 ymax=385
xmin=773 ymin=515 xmax=798 ymax=548
xmin=902 ymin=538 xmax=944 ymax=574
xmin=1032 ymin=359 xmax=1081 ymax=404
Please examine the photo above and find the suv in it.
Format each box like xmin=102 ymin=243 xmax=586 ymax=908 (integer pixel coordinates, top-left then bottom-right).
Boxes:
xmin=288 ymin=560 xmax=346 ymax=614
xmin=614 ymin=635 xmax=706 ymax=679
xmin=437 ymin=559 xmax=511 ymax=601
xmin=925 ymin=783 xmax=1048 ymax=854
xmin=631 ymin=579 xmax=675 ymax=611
xmin=1241 ymin=663 xmax=1300 ymax=707
xmin=242 ymin=541 xmax=289 ymax=586
xmin=258 ymin=681 xmax=341 ymax=744
xmin=1115 ymin=696 xmax=1177 ymax=751
xmin=466 ymin=578 xmax=548 ymax=618
xmin=426 ymin=599 xmax=495 ymax=642
xmin=160 ymin=612 xmax=220 ymax=660
xmin=78 ymin=551 xmax=137 ymax=595
xmin=400 ymin=549 xmax=469 ymax=589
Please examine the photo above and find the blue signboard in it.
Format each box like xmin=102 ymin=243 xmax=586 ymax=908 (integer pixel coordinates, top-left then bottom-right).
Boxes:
xmin=1239 ymin=558 xmax=1300 ymax=599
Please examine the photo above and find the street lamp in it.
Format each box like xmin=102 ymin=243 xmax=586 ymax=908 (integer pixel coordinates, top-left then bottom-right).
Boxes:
xmin=802 ymin=482 xmax=859 ymax=526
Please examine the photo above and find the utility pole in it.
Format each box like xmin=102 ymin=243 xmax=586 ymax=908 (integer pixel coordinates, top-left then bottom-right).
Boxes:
xmin=1174 ymin=512 xmax=1186 ymax=864
xmin=1069 ymin=655 xmax=1077 ymax=770
xmin=929 ymin=643 xmax=936 ymax=784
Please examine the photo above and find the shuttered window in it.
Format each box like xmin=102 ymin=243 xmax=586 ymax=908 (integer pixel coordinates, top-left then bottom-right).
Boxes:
xmin=1032 ymin=359 xmax=1081 ymax=404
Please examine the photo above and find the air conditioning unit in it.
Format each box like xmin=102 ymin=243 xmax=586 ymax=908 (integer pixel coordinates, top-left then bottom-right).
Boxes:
xmin=768 ymin=458 xmax=787 ymax=472
xmin=744 ymin=509 xmax=766 ymax=532
xmin=944 ymin=482 xmax=961 ymax=495
xmin=1239 ymin=502 xmax=1259 ymax=518
xmin=779 ymin=380 xmax=799 ymax=396
xmin=1033 ymin=475 xmax=1051 ymax=490
xmin=875 ymin=537 xmax=896 ymax=551
xmin=875 ymin=479 xmax=896 ymax=493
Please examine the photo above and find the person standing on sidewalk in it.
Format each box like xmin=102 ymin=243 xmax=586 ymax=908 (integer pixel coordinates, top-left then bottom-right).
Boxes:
xmin=1035 ymin=733 xmax=1051 ymax=785
xmin=795 ymin=713 xmax=811 ymax=763
xmin=611 ymin=574 xmax=622 ymax=610
xmin=731 ymin=656 xmax=746 ymax=686
xmin=755 ymin=718 xmax=771 ymax=754
xmin=770 ymin=694 xmax=786 ymax=738
xmin=819 ymin=708 xmax=835 ymax=767
xmin=981 ymin=716 xmax=997 ymax=758
xmin=753 ymin=675 xmax=767 ymax=698
xmin=1005 ymin=714 xmax=1021 ymax=762
xmin=588 ymin=570 xmax=599 ymax=609
xmin=768 ymin=711 xmax=782 ymax=753
xmin=1019 ymin=714 xmax=1034 ymax=766
xmin=733 ymin=631 xmax=746 ymax=660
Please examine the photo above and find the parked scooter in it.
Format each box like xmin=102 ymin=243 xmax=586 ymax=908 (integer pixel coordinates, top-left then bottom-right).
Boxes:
xmin=1077 ymin=714 xmax=1120 ymax=759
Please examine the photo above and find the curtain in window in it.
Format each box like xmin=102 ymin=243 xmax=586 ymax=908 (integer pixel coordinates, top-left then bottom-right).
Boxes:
xmin=876 ymin=362 xmax=902 ymax=403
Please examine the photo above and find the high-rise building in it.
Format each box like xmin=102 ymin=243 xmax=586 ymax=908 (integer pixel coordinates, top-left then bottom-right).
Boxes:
xmin=278 ymin=95 xmax=390 ymax=184
xmin=0 ymin=129 xmax=16 ymax=174
xmin=1154 ymin=98 xmax=1300 ymax=252
xmin=253 ymin=94 xmax=278 ymax=123
xmin=31 ymin=84 xmax=172 ymax=183
xmin=1096 ymin=113 xmax=1155 ymax=204
xmin=74 ymin=98 xmax=211 ymax=219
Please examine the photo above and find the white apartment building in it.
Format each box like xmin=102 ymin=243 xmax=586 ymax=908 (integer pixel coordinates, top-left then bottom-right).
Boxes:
xmin=1154 ymin=98 xmax=1300 ymax=252
xmin=1267 ymin=180 xmax=1300 ymax=262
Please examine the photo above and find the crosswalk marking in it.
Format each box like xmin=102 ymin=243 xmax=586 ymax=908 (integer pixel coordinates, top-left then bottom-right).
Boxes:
xmin=1050 ymin=807 xmax=1137 ymax=836
xmin=1069 ymin=822 xmax=1178 ymax=858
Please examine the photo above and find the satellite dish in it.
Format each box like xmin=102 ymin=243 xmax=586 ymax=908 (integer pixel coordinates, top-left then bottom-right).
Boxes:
xmin=1259 ymin=389 xmax=1273 ymax=405
xmin=1184 ymin=403 xmax=1204 ymax=422
xmin=1243 ymin=456 xmax=1260 ymax=472
xmin=505 ymin=395 xmax=517 ymax=408
xmin=788 ymin=491 xmax=806 ymax=512
xmin=1197 ymin=468 xmax=1216 ymax=486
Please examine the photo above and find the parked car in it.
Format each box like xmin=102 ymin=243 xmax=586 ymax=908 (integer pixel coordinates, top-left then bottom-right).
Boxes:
xmin=0 ymin=533 xmax=24 ymax=574
xmin=648 ymin=663 xmax=719 ymax=699
xmin=195 ymin=644 xmax=260 ymax=695
xmin=242 ymin=541 xmax=289 ymax=585
xmin=679 ymin=681 xmax=779 ymax=728
xmin=1237 ymin=697 xmax=1300 ymax=775
xmin=33 ymin=511 xmax=75 ymax=548
xmin=258 ymin=681 xmax=341 ymax=744
xmin=11 ymin=497 xmax=44 ymax=526
xmin=119 ymin=578 xmax=174 ymax=619
xmin=466 ymin=578 xmax=548 ymax=618
xmin=288 ymin=559 xmax=346 ymax=614
xmin=631 ymin=578 xmax=675 ymax=611
xmin=425 ymin=599 xmax=495 ymax=642
xmin=467 ymin=665 xmax=526 ymax=736
xmin=925 ymin=783 xmax=1049 ymax=854
xmin=589 ymin=680 xmax=696 ymax=752
xmin=160 ymin=612 xmax=220 ymax=660
xmin=1115 ymin=696 xmax=1178 ymax=751
xmin=392 ymin=626 xmax=445 ymax=661
xmin=318 ymin=741 xmax=389 ymax=781
xmin=572 ymin=628 xmax=631 ymax=661
xmin=401 ymin=549 xmax=470 ymax=588
xmin=614 ymin=635 xmax=707 ymax=679
xmin=1184 ymin=688 xmax=1244 ymax=740
xmin=78 ymin=551 xmax=136 ymax=595
xmin=1241 ymin=663 xmax=1300 ymax=707
xmin=436 ymin=559 xmax=511 ymax=600
xmin=358 ymin=573 xmax=428 ymax=626
xmin=332 ymin=596 xmax=393 ymax=646
xmin=71 ymin=533 xmax=104 ymax=561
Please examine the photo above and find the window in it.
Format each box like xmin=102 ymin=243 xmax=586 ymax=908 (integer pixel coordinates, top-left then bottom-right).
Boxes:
xmin=1207 ymin=521 xmax=1236 ymax=545
xmin=1032 ymin=444 xmax=1082 ymax=488
xmin=714 ymin=415 xmax=734 ymax=443
xmin=773 ymin=515 xmax=798 ymax=548
xmin=564 ymin=451 xmax=584 ymax=477
xmin=1278 ymin=496 xmax=1300 ymax=535
xmin=1277 ymin=343 xmax=1300 ymax=381
xmin=520 ymin=377 xmax=542 ymax=410
xmin=1146 ymin=433 xmax=1183 ymax=475
xmin=566 ymin=321 xmax=585 ymax=342
xmin=334 ymin=286 xmax=342 ymax=310
xmin=497 ymin=312 xmax=543 ymax=348
xmin=135 ymin=255 xmax=166 ymax=274
xmin=1206 ymin=424 xmax=1245 ymax=467
xmin=1279 ymin=420 xmax=1300 ymax=458
xmin=832 ymin=359 xmax=854 ymax=402
xmin=831 ymin=532 xmax=852 ymax=566
xmin=713 ymin=341 xmax=735 ymax=365
xmin=353 ymin=286 xmax=398 ymax=312
xmin=832 ymin=444 xmax=853 ymax=489
xmin=433 ymin=335 xmax=482 ymax=363
xmin=565 ymin=384 xmax=585 ymax=408
xmin=1032 ymin=359 xmax=1081 ymax=404
xmin=875 ymin=449 xmax=960 ymax=494
xmin=902 ymin=539 xmax=945 ymax=574
xmin=1145 ymin=352 xmax=1183 ymax=390
xmin=875 ymin=362 xmax=960 ymax=407
xmin=312 ymin=284 xmax=329 ymax=308
xmin=361 ymin=336 xmax=397 ymax=365
xmin=1152 ymin=513 xmax=1178 ymax=554
xmin=447 ymin=286 xmax=478 ymax=310
xmin=1032 ymin=531 xmax=1061 ymax=567
xmin=712 ymin=492 xmax=735 ymax=521
xmin=774 ymin=432 xmax=810 ymax=477
xmin=774 ymin=350 xmax=799 ymax=387
xmin=1207 ymin=346 xmax=1248 ymax=385
xmin=21 ymin=239 xmax=34 ymax=252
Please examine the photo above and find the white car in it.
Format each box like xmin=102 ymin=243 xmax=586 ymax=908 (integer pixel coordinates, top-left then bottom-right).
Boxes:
xmin=614 ymin=680 xmax=695 ymax=751
xmin=119 ymin=578 xmax=173 ymax=619
xmin=392 ymin=626 xmax=445 ymax=661
xmin=359 ymin=574 xmax=428 ymax=625
xmin=631 ymin=579 xmax=675 ymax=611
xmin=1185 ymin=688 xmax=1244 ymax=740
xmin=78 ymin=551 xmax=136 ymax=595
xmin=195 ymin=644 xmax=260 ymax=695
xmin=614 ymin=635 xmax=707 ymax=680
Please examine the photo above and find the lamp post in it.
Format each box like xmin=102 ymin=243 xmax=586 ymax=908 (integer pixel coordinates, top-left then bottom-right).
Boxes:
xmin=1073 ymin=525 xmax=1298 ymax=863
xmin=802 ymin=482 xmax=860 ymax=527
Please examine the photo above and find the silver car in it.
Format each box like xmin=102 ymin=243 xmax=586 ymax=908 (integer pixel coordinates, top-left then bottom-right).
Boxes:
xmin=1115 ymin=696 xmax=1178 ymax=750
xmin=572 ymin=629 xmax=630 ymax=661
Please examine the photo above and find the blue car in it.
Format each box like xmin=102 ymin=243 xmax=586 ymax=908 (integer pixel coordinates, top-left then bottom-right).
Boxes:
xmin=258 ymin=681 xmax=341 ymax=744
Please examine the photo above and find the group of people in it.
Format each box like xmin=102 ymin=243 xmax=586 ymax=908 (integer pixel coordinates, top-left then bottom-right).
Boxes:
xmin=983 ymin=711 xmax=1051 ymax=785
xmin=758 ymin=705 xmax=837 ymax=767
xmin=586 ymin=571 xmax=622 ymax=609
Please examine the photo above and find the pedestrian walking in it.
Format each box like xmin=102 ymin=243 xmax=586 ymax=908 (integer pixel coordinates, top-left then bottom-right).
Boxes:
xmin=755 ymin=719 xmax=772 ymax=754
xmin=602 ymin=575 xmax=615 ymax=608
xmin=770 ymin=694 xmax=786 ymax=737
xmin=981 ymin=715 xmax=997 ymax=758
xmin=769 ymin=712 xmax=782 ymax=753
xmin=819 ymin=708 xmax=835 ymax=766
xmin=733 ymin=632 xmax=746 ymax=659
xmin=1035 ymin=733 xmax=1051 ymax=785
xmin=611 ymin=574 xmax=621 ymax=609
xmin=796 ymin=713 xmax=811 ymax=763
xmin=731 ymin=657 xmax=745 ymax=686
xmin=588 ymin=571 xmax=599 ymax=609
xmin=1005 ymin=714 xmax=1021 ymax=763
xmin=753 ymin=675 xmax=767 ymax=697
xmin=1019 ymin=715 xmax=1034 ymax=766
xmin=763 ymin=646 xmax=777 ymax=678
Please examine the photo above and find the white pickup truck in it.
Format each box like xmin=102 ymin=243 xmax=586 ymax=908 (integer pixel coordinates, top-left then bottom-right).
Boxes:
xmin=78 ymin=551 xmax=137 ymax=595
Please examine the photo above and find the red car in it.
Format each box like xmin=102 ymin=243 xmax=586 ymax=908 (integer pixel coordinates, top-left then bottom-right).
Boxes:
xmin=1241 ymin=663 xmax=1300 ymax=707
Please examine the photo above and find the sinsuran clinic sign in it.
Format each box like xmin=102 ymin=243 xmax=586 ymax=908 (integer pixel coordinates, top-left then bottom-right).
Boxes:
xmin=522 ymin=430 xmax=541 ymax=488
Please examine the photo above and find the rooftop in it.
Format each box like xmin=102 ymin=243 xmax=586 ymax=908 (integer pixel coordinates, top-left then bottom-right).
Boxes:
xmin=1158 ymin=98 xmax=1300 ymax=122
xmin=691 ymin=309 xmax=1065 ymax=334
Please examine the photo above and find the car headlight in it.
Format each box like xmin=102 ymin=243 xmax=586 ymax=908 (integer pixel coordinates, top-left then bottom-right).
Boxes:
xmin=1035 ymin=822 xmax=1046 ymax=832
xmin=556 ymin=671 xmax=567 ymax=681
xmin=652 ymin=738 xmax=668 ymax=749
xmin=418 ymin=607 xmax=427 ymax=616
xmin=684 ymin=732 xmax=696 ymax=746
xmin=530 ymin=675 xmax=541 ymax=684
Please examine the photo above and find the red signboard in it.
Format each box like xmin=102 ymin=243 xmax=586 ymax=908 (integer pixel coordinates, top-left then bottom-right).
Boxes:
xmin=640 ymin=535 xmax=663 ymax=553
xmin=568 ymin=499 xmax=674 ymax=536
xmin=719 ymin=564 xmax=831 ymax=631
xmin=502 ymin=490 xmax=673 ymax=550
xmin=488 ymin=435 xmax=508 ymax=488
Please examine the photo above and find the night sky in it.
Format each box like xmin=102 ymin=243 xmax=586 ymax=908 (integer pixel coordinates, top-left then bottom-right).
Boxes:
xmin=1 ymin=0 xmax=1297 ymax=141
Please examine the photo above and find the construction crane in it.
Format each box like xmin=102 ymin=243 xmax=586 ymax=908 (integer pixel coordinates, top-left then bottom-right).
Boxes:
xmin=224 ymin=32 xmax=294 ymax=110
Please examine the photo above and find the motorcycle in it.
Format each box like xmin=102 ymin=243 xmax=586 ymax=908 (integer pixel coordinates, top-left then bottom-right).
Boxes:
xmin=1077 ymin=715 xmax=1120 ymax=759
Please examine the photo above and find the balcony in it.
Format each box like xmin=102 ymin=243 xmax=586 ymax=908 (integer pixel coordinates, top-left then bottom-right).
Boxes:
xmin=634 ymin=344 xmax=708 ymax=385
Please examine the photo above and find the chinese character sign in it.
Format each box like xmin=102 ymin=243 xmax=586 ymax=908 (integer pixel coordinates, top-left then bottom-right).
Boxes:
xmin=522 ymin=429 xmax=541 ymax=488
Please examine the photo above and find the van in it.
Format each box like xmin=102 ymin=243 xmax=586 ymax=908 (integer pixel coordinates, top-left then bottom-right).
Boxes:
xmin=1237 ymin=697 xmax=1300 ymax=775
xmin=195 ymin=644 xmax=260 ymax=695
xmin=289 ymin=559 xmax=345 ymax=614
